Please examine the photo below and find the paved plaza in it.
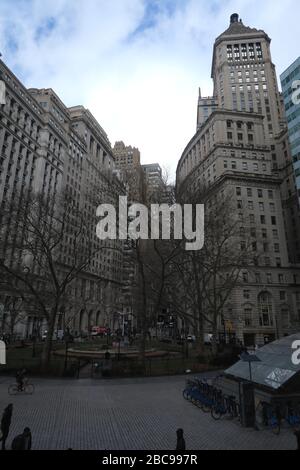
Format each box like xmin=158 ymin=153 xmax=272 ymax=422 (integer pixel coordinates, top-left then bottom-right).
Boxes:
xmin=0 ymin=374 xmax=296 ymax=450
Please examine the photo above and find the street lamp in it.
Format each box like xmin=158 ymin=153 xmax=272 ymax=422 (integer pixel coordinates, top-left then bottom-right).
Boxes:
xmin=240 ymin=351 xmax=261 ymax=382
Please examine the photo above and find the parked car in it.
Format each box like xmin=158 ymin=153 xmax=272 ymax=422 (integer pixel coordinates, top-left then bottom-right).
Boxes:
xmin=187 ymin=334 xmax=196 ymax=343
xmin=185 ymin=334 xmax=213 ymax=344
xmin=204 ymin=334 xmax=213 ymax=345
xmin=41 ymin=330 xmax=48 ymax=341
xmin=91 ymin=326 xmax=108 ymax=337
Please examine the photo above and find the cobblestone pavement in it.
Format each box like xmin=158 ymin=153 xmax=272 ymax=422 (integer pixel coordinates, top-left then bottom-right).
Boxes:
xmin=0 ymin=374 xmax=296 ymax=450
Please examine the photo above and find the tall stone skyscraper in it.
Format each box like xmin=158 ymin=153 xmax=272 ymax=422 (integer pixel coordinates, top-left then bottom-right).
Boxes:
xmin=197 ymin=13 xmax=299 ymax=263
xmin=177 ymin=14 xmax=300 ymax=346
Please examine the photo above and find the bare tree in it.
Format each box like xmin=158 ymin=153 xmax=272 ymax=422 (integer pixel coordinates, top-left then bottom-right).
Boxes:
xmin=0 ymin=188 xmax=114 ymax=369
xmin=0 ymin=294 xmax=27 ymax=340
xmin=170 ymin=184 xmax=260 ymax=355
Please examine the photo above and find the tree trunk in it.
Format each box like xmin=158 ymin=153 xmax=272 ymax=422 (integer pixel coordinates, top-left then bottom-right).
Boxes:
xmin=139 ymin=330 xmax=147 ymax=372
xmin=41 ymin=306 xmax=57 ymax=370
xmin=211 ymin=322 xmax=218 ymax=357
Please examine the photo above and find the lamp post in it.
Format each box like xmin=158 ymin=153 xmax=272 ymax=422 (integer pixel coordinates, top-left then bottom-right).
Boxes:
xmin=240 ymin=351 xmax=261 ymax=382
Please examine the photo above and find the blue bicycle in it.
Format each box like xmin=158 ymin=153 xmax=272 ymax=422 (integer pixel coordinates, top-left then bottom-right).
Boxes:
xmin=211 ymin=394 xmax=240 ymax=421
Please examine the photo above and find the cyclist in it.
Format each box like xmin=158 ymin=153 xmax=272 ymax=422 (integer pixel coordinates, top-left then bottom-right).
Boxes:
xmin=16 ymin=368 xmax=27 ymax=392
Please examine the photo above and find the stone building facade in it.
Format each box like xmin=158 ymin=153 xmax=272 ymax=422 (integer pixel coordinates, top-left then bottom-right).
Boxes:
xmin=0 ymin=59 xmax=126 ymax=339
xmin=112 ymin=141 xmax=145 ymax=204
xmin=176 ymin=14 xmax=300 ymax=347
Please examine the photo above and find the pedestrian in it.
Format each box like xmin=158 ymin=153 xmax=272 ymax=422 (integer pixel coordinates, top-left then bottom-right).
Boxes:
xmin=176 ymin=428 xmax=186 ymax=451
xmin=0 ymin=404 xmax=13 ymax=451
xmin=11 ymin=427 xmax=32 ymax=450
xmin=294 ymin=429 xmax=300 ymax=451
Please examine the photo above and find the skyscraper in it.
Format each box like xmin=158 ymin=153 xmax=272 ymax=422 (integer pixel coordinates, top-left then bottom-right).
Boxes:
xmin=112 ymin=141 xmax=145 ymax=203
xmin=176 ymin=14 xmax=300 ymax=346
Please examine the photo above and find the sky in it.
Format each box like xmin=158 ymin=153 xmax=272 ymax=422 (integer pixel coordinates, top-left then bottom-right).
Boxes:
xmin=0 ymin=0 xmax=299 ymax=182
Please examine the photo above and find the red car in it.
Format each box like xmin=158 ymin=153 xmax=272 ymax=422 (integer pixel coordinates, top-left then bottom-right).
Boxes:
xmin=91 ymin=326 xmax=108 ymax=337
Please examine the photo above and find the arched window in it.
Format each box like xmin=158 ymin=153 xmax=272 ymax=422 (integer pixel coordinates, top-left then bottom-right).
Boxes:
xmin=258 ymin=292 xmax=273 ymax=327
xmin=244 ymin=308 xmax=253 ymax=327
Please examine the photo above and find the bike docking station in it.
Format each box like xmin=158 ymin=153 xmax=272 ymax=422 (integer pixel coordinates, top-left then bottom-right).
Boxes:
xmin=222 ymin=334 xmax=300 ymax=432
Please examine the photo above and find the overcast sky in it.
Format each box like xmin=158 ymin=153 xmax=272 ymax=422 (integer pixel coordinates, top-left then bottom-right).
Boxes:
xmin=0 ymin=0 xmax=299 ymax=181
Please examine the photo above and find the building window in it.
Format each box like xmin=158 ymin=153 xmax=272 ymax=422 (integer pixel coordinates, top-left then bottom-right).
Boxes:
xmin=244 ymin=308 xmax=253 ymax=327
xmin=271 ymin=216 xmax=277 ymax=226
xmin=243 ymin=290 xmax=250 ymax=299
xmin=279 ymin=291 xmax=286 ymax=301
xmin=270 ymin=203 xmax=275 ymax=213
xmin=258 ymin=292 xmax=273 ymax=327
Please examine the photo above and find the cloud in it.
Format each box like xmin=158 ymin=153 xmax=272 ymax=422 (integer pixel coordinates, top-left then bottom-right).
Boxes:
xmin=0 ymin=0 xmax=299 ymax=181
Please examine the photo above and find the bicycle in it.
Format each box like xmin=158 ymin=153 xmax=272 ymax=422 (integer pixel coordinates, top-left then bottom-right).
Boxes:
xmin=8 ymin=379 xmax=35 ymax=396
xmin=211 ymin=394 xmax=240 ymax=421
xmin=255 ymin=401 xmax=281 ymax=435
xmin=284 ymin=403 xmax=300 ymax=431
xmin=183 ymin=379 xmax=198 ymax=401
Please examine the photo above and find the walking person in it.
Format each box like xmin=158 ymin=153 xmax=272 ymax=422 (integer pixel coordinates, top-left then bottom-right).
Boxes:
xmin=0 ymin=404 xmax=13 ymax=450
xmin=176 ymin=428 xmax=186 ymax=451
xmin=11 ymin=427 xmax=32 ymax=450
